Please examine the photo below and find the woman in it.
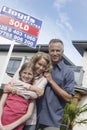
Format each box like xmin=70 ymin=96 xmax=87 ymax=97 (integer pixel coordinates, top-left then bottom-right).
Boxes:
xmin=3 ymin=52 xmax=52 ymax=130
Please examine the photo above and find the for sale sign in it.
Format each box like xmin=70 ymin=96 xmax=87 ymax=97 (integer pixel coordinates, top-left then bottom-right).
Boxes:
xmin=0 ymin=6 xmax=42 ymax=48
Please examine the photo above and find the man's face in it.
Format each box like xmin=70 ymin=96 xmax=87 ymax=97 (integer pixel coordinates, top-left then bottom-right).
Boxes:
xmin=49 ymin=42 xmax=64 ymax=64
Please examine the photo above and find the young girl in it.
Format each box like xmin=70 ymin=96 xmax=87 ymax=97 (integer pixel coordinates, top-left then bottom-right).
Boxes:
xmin=0 ymin=62 xmax=35 ymax=130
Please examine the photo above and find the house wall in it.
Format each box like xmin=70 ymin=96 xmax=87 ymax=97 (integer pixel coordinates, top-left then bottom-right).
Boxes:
xmin=82 ymin=51 xmax=87 ymax=87
xmin=73 ymin=51 xmax=87 ymax=130
xmin=0 ymin=52 xmax=7 ymax=75
xmin=0 ymin=51 xmax=35 ymax=84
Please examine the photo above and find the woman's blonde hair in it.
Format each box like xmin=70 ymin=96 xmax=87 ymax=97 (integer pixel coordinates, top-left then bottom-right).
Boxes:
xmin=29 ymin=52 xmax=52 ymax=73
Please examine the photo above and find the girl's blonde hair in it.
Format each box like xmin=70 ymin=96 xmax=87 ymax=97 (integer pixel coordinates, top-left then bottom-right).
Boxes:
xmin=30 ymin=52 xmax=52 ymax=73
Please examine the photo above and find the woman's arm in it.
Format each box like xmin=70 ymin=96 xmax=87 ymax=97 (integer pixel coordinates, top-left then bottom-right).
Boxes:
xmin=29 ymin=77 xmax=47 ymax=97
xmin=3 ymin=100 xmax=35 ymax=130
xmin=4 ymin=77 xmax=47 ymax=99
xmin=4 ymin=82 xmax=39 ymax=99
xmin=4 ymin=83 xmax=12 ymax=93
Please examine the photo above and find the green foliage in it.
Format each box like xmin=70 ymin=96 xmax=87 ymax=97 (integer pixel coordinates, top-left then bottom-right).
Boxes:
xmin=60 ymin=99 xmax=87 ymax=130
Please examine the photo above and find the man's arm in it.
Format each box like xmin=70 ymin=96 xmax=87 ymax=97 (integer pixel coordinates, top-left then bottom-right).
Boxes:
xmin=44 ymin=72 xmax=74 ymax=102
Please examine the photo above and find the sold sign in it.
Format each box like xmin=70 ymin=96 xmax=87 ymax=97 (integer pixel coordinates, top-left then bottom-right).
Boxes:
xmin=0 ymin=6 xmax=42 ymax=48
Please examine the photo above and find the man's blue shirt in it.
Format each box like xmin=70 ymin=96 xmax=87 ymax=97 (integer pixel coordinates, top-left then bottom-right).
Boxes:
xmin=37 ymin=60 xmax=75 ymax=127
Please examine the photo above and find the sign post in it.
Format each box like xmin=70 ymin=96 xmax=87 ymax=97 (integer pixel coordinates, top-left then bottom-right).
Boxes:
xmin=0 ymin=41 xmax=15 ymax=88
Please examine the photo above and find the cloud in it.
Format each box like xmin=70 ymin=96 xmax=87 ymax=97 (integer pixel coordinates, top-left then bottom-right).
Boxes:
xmin=58 ymin=12 xmax=73 ymax=31
xmin=37 ymin=15 xmax=66 ymax=45
xmin=54 ymin=0 xmax=72 ymax=11
xmin=53 ymin=0 xmax=73 ymax=38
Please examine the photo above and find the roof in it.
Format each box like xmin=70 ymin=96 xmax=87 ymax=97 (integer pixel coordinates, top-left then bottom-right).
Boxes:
xmin=0 ymin=44 xmax=47 ymax=53
xmin=75 ymin=86 xmax=87 ymax=95
xmin=72 ymin=40 xmax=87 ymax=56
xmin=0 ymin=44 xmax=75 ymax=66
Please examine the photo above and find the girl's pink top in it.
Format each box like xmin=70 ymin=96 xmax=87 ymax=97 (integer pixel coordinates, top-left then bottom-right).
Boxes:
xmin=2 ymin=93 xmax=31 ymax=130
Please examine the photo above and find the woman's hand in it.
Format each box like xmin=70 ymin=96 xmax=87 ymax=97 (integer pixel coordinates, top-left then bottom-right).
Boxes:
xmin=35 ymin=88 xmax=44 ymax=97
xmin=4 ymin=83 xmax=12 ymax=93
xmin=29 ymin=86 xmax=44 ymax=97
xmin=44 ymin=72 xmax=52 ymax=82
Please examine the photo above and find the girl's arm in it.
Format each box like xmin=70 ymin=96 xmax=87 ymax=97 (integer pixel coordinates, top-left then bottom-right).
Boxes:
xmin=0 ymin=93 xmax=8 ymax=126
xmin=3 ymin=100 xmax=35 ymax=130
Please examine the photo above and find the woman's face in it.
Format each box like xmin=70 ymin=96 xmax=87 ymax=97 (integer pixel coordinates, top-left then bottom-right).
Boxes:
xmin=20 ymin=68 xmax=33 ymax=83
xmin=34 ymin=58 xmax=48 ymax=76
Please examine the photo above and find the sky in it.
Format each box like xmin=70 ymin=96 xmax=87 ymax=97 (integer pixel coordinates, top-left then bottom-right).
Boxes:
xmin=0 ymin=0 xmax=87 ymax=66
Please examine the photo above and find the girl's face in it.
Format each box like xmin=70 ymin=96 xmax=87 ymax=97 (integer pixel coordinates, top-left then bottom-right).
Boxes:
xmin=20 ymin=68 xmax=33 ymax=83
xmin=34 ymin=58 xmax=48 ymax=76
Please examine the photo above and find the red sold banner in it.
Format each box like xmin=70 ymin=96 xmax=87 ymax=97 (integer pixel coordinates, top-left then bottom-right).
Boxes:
xmin=0 ymin=14 xmax=39 ymax=37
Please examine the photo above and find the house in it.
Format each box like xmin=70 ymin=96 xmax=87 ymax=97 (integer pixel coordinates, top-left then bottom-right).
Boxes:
xmin=0 ymin=43 xmax=86 ymax=130
xmin=72 ymin=40 xmax=87 ymax=130
xmin=0 ymin=44 xmax=83 ymax=86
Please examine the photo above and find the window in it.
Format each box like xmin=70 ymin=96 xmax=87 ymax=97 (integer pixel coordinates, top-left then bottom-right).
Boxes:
xmin=6 ymin=57 xmax=22 ymax=76
xmin=69 ymin=66 xmax=84 ymax=87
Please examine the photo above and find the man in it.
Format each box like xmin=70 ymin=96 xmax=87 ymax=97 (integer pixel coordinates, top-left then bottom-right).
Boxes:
xmin=36 ymin=39 xmax=75 ymax=130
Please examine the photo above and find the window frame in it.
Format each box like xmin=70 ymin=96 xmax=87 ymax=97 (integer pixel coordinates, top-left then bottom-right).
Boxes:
xmin=6 ymin=57 xmax=22 ymax=77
